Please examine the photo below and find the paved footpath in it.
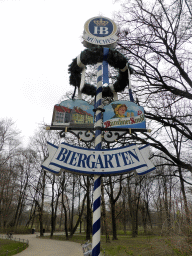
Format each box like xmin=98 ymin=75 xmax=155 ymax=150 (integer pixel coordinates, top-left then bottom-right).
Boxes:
xmin=12 ymin=233 xmax=84 ymax=256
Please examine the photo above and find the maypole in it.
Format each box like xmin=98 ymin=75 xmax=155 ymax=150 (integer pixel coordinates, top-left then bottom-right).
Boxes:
xmin=43 ymin=15 xmax=156 ymax=256
xmin=92 ymin=62 xmax=103 ymax=255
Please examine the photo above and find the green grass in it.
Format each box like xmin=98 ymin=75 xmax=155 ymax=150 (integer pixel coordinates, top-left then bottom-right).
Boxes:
xmin=101 ymin=236 xmax=168 ymax=256
xmin=0 ymin=239 xmax=28 ymax=256
xmin=40 ymin=234 xmax=192 ymax=256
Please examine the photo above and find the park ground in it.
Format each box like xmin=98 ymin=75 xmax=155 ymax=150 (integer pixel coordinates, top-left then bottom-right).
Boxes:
xmin=41 ymin=231 xmax=192 ymax=256
xmin=1 ymin=231 xmax=192 ymax=256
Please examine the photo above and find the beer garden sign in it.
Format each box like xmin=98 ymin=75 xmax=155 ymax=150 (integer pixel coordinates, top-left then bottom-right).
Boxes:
xmin=42 ymin=16 xmax=156 ymax=256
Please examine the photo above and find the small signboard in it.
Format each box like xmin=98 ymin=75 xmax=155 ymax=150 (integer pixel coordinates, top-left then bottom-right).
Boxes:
xmin=51 ymin=99 xmax=94 ymax=128
xmin=83 ymin=16 xmax=118 ymax=48
xmin=103 ymin=100 xmax=146 ymax=129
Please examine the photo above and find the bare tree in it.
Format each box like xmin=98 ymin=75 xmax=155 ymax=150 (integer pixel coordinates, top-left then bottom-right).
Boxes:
xmin=11 ymin=149 xmax=36 ymax=228
xmin=105 ymin=175 xmax=122 ymax=240
xmin=115 ymin=0 xmax=192 ymax=172
xmin=0 ymin=118 xmax=21 ymax=229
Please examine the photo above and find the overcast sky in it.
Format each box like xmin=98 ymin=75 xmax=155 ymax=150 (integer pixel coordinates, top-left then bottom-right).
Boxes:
xmin=0 ymin=0 xmax=121 ymax=146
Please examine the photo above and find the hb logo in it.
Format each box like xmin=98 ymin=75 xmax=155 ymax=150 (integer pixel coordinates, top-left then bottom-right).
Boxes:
xmin=93 ymin=26 xmax=109 ymax=35
xmin=93 ymin=19 xmax=109 ymax=35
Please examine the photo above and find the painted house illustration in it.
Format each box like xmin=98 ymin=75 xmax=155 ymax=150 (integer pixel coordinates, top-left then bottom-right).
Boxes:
xmin=71 ymin=107 xmax=93 ymax=124
xmin=52 ymin=105 xmax=72 ymax=125
xmin=52 ymin=105 xmax=93 ymax=126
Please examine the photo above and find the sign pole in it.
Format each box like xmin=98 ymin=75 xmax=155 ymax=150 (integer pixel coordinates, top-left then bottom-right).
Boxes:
xmin=42 ymin=16 xmax=157 ymax=256
xmin=92 ymin=62 xmax=103 ymax=256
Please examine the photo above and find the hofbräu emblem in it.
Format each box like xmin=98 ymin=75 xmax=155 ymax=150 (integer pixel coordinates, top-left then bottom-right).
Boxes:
xmin=83 ymin=16 xmax=118 ymax=48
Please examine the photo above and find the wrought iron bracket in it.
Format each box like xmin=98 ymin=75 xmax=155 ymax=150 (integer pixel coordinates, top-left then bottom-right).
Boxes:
xmin=46 ymin=126 xmax=151 ymax=143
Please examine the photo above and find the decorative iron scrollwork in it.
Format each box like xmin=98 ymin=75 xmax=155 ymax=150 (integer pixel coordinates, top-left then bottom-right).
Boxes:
xmin=70 ymin=130 xmax=95 ymax=143
xmin=103 ymin=130 xmax=127 ymax=143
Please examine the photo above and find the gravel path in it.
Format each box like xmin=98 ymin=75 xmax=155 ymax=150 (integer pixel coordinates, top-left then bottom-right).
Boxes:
xmin=13 ymin=233 xmax=84 ymax=256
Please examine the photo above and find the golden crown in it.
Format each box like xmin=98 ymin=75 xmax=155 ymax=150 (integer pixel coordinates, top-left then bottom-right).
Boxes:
xmin=93 ymin=19 xmax=109 ymax=26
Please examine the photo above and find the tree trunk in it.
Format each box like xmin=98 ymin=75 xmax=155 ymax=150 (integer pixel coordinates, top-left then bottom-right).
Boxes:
xmin=178 ymin=167 xmax=190 ymax=224
xmin=163 ymin=178 xmax=171 ymax=232
xmin=26 ymin=201 xmax=36 ymax=228
xmin=127 ymin=175 xmax=139 ymax=238
xmin=86 ymin=176 xmax=91 ymax=240
xmin=70 ymin=193 xmax=87 ymax=237
xmin=109 ymin=176 xmax=122 ymax=240
xmin=159 ymin=198 xmax=163 ymax=230
xmin=111 ymin=199 xmax=117 ymax=240
xmin=61 ymin=172 xmax=69 ymax=240
xmin=123 ymin=194 xmax=126 ymax=235
xmin=50 ymin=174 xmax=55 ymax=237
xmin=131 ymin=210 xmax=138 ymax=237
xmin=101 ymin=178 xmax=110 ymax=243
xmin=39 ymin=170 xmax=46 ymax=237
xmin=62 ymin=193 xmax=69 ymax=240
xmin=39 ymin=207 xmax=43 ymax=236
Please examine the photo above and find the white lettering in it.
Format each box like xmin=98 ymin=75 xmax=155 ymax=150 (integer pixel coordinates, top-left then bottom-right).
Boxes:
xmin=99 ymin=27 xmax=109 ymax=35
xmin=94 ymin=26 xmax=99 ymax=34
xmin=93 ymin=26 xmax=109 ymax=35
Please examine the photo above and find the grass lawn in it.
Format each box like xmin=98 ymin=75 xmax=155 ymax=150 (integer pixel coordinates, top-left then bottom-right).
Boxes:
xmin=0 ymin=239 xmax=28 ymax=256
xmin=41 ymin=234 xmax=192 ymax=256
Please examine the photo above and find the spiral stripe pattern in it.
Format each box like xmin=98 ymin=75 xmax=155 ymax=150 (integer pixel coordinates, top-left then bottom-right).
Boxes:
xmin=92 ymin=62 xmax=102 ymax=256
xmin=128 ymin=68 xmax=134 ymax=102
xmin=95 ymin=63 xmax=102 ymax=150
xmin=92 ymin=175 xmax=101 ymax=256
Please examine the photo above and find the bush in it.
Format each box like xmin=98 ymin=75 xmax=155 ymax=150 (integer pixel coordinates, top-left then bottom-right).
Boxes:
xmin=0 ymin=226 xmax=31 ymax=235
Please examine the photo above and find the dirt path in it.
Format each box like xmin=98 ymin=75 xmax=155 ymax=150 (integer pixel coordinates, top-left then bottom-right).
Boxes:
xmin=13 ymin=233 xmax=84 ymax=256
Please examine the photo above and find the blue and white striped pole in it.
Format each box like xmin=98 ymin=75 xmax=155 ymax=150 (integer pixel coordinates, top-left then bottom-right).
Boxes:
xmin=128 ymin=67 xmax=134 ymax=102
xmin=92 ymin=61 xmax=103 ymax=256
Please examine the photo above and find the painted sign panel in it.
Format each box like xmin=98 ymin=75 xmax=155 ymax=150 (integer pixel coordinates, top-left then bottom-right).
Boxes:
xmin=83 ymin=16 xmax=118 ymax=48
xmin=51 ymin=99 xmax=94 ymax=128
xmin=103 ymin=100 xmax=146 ymax=129
xmin=42 ymin=142 xmax=155 ymax=176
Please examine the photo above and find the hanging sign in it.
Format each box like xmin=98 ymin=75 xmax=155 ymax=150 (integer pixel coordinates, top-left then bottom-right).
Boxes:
xmin=42 ymin=142 xmax=155 ymax=176
xmin=82 ymin=16 xmax=118 ymax=48
xmin=103 ymin=100 xmax=146 ymax=129
xmin=51 ymin=99 xmax=94 ymax=128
